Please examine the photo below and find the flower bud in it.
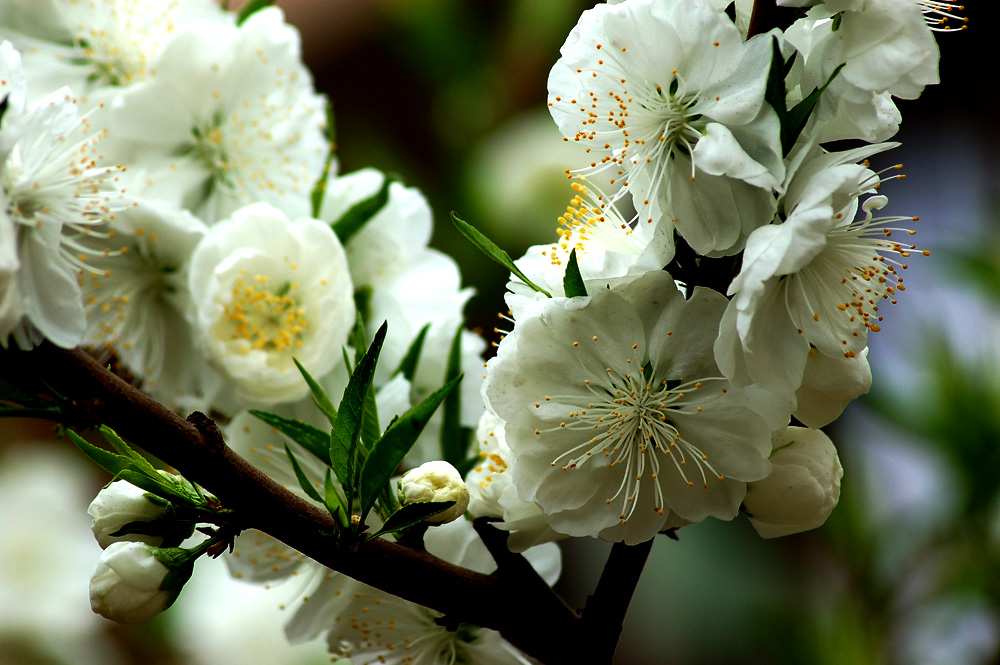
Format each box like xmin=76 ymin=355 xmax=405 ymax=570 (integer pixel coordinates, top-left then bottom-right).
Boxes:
xmin=743 ymin=427 xmax=843 ymax=538
xmin=88 ymin=480 xmax=170 ymax=549
xmin=398 ymin=461 xmax=470 ymax=524
xmin=89 ymin=541 xmax=194 ymax=623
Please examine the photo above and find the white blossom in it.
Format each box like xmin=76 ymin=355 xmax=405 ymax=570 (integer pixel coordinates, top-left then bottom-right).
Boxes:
xmin=743 ymin=426 xmax=843 ymax=538
xmin=106 ymin=7 xmax=327 ymax=223
xmin=484 ymin=270 xmax=775 ymax=544
xmin=187 ymin=202 xmax=354 ymax=409
xmin=89 ymin=541 xmax=173 ymax=623
xmin=547 ymin=0 xmax=782 ymax=256
xmin=398 ymin=461 xmax=470 ymax=524
xmin=716 ymin=144 xmax=921 ymax=394
xmin=466 ymin=411 xmax=566 ymax=552
xmin=0 ymin=0 xmax=231 ymax=105
xmin=0 ymin=42 xmax=128 ymax=349
xmin=81 ymin=199 xmax=207 ymax=401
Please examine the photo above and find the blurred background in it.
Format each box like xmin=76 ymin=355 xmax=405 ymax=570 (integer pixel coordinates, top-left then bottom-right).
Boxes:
xmin=2 ymin=1 xmax=999 ymax=663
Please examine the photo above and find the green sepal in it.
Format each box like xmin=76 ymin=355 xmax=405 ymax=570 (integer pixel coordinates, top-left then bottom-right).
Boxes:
xmin=331 ymin=321 xmax=388 ymax=499
xmin=331 ymin=175 xmax=395 ymax=245
xmin=324 ymin=468 xmax=351 ymax=530
xmin=248 ymin=409 xmax=330 ymax=464
xmin=358 ymin=374 xmax=462 ymax=523
xmin=562 ymin=248 xmax=588 ymax=298
xmin=310 ymin=101 xmax=337 ymax=218
xmin=440 ymin=324 xmax=467 ymax=466
xmin=451 ymin=212 xmax=552 ymax=297
xmin=393 ymin=323 xmax=431 ymax=381
xmin=284 ymin=444 xmax=324 ymax=504
xmin=235 ymin=0 xmax=275 ymax=24
xmin=366 ymin=501 xmax=457 ymax=541
xmin=292 ymin=359 xmax=337 ymax=427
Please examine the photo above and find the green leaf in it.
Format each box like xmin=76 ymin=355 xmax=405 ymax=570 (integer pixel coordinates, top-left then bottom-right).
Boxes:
xmin=764 ymin=36 xmax=787 ymax=121
xmin=116 ymin=469 xmax=194 ymax=505
xmin=248 ymin=410 xmax=330 ymax=464
xmin=293 ymin=359 xmax=337 ymax=427
xmin=358 ymin=374 xmax=462 ymax=522
xmin=562 ymin=248 xmax=588 ymax=298
xmin=440 ymin=324 xmax=467 ymax=465
xmin=98 ymin=426 xmax=159 ymax=477
xmin=331 ymin=175 xmax=394 ymax=245
xmin=324 ymin=468 xmax=350 ymax=529
xmin=310 ymin=102 xmax=337 ymax=218
xmin=331 ymin=322 xmax=388 ymax=497
xmin=393 ymin=323 xmax=430 ymax=381
xmin=236 ymin=0 xmax=274 ymax=24
xmin=782 ymin=63 xmax=844 ymax=155
xmin=451 ymin=212 xmax=552 ymax=297
xmin=454 ymin=454 xmax=482 ymax=479
xmin=366 ymin=501 xmax=457 ymax=541
xmin=284 ymin=444 xmax=324 ymax=503
xmin=67 ymin=430 xmax=134 ymax=478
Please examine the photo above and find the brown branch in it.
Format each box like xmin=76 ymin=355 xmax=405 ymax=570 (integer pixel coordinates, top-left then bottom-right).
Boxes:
xmin=746 ymin=0 xmax=797 ymax=39
xmin=3 ymin=344 xmax=581 ymax=664
xmin=581 ymin=539 xmax=655 ymax=663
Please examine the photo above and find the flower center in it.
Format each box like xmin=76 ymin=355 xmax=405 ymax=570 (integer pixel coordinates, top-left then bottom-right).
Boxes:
xmin=538 ymin=339 xmax=728 ymax=523
xmin=191 ymin=119 xmax=235 ymax=190
xmin=782 ymin=197 xmax=926 ymax=358
xmin=220 ymin=273 xmax=308 ymax=355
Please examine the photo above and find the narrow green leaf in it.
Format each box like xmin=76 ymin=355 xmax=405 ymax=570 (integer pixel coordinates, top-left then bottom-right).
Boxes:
xmin=451 ymin=212 xmax=551 ymax=297
xmin=284 ymin=444 xmax=324 ymax=503
xmin=764 ymin=36 xmax=787 ymax=121
xmin=562 ymin=248 xmax=588 ymax=298
xmin=394 ymin=323 xmax=430 ymax=381
xmin=67 ymin=430 xmax=132 ymax=477
xmin=366 ymin=501 xmax=457 ymax=541
xmin=440 ymin=324 xmax=466 ymax=465
xmin=236 ymin=0 xmax=274 ymax=24
xmin=331 ymin=322 xmax=388 ymax=495
xmin=454 ymin=454 xmax=481 ymax=479
xmin=358 ymin=375 xmax=462 ymax=522
xmin=293 ymin=359 xmax=337 ymax=427
xmin=310 ymin=102 xmax=337 ymax=218
xmin=324 ymin=468 xmax=350 ymax=530
xmin=328 ymin=426 xmax=352 ymax=492
xmin=248 ymin=410 xmax=330 ymax=464
xmin=98 ymin=426 xmax=159 ymax=476
xmin=331 ymin=175 xmax=394 ymax=245
xmin=782 ymin=63 xmax=844 ymax=155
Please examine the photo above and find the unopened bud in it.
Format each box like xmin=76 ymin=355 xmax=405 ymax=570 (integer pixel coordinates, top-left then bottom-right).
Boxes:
xmin=398 ymin=461 xmax=470 ymax=524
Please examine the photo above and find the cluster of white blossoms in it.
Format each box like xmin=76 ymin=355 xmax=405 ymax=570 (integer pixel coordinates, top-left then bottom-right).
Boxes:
xmin=476 ymin=0 xmax=951 ymax=548
xmin=1 ymin=0 xmax=958 ymax=662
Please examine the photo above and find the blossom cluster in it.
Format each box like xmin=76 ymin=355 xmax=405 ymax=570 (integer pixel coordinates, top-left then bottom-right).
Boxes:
xmin=0 ymin=0 xmax=959 ymax=662
xmin=474 ymin=0 xmax=950 ymax=547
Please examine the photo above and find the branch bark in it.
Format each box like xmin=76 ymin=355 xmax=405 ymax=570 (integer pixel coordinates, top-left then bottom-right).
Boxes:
xmin=3 ymin=344 xmax=583 ymax=663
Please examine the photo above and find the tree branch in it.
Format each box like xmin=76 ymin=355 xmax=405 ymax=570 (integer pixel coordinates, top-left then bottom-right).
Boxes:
xmin=2 ymin=345 xmax=581 ymax=663
xmin=746 ymin=0 xmax=797 ymax=39
xmin=581 ymin=539 xmax=655 ymax=663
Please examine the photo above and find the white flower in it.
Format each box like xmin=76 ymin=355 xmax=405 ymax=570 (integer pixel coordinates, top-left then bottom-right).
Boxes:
xmin=187 ymin=202 xmax=354 ymax=408
xmin=466 ymin=411 xmax=566 ymax=552
xmin=547 ymin=0 xmax=782 ymax=256
xmin=0 ymin=42 xmax=128 ymax=349
xmin=716 ymin=144 xmax=922 ymax=393
xmin=0 ymin=0 xmax=231 ymax=105
xmin=107 ymin=7 xmax=327 ymax=223
xmin=81 ymin=199 xmax=207 ymax=399
xmin=794 ymin=346 xmax=871 ymax=428
xmin=743 ymin=427 xmax=843 ymax=538
xmin=89 ymin=541 xmax=173 ymax=624
xmin=398 ymin=461 xmax=470 ymax=524
xmin=784 ymin=0 xmax=939 ymax=142
xmin=504 ymin=179 xmax=673 ymax=321
xmin=88 ymin=480 xmax=169 ymax=550
xmin=484 ymin=270 xmax=774 ymax=544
